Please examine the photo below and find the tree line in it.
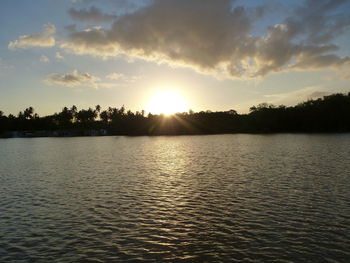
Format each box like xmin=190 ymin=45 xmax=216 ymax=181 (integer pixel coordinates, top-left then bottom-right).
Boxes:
xmin=1 ymin=92 xmax=350 ymax=137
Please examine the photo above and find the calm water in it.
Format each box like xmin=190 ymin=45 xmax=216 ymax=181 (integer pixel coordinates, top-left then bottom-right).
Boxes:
xmin=0 ymin=134 xmax=349 ymax=262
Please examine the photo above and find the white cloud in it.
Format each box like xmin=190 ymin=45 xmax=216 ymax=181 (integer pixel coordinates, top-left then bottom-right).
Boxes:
xmin=8 ymin=24 xmax=56 ymax=49
xmin=40 ymin=55 xmax=49 ymax=63
xmin=61 ymin=0 xmax=350 ymax=79
xmin=106 ymin=73 xmax=124 ymax=80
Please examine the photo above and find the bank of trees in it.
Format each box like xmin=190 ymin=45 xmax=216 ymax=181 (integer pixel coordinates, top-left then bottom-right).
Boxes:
xmin=1 ymin=92 xmax=350 ymax=136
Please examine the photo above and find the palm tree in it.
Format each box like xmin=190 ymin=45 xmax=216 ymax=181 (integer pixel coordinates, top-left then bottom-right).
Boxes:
xmin=118 ymin=106 xmax=125 ymax=115
xmin=70 ymin=105 xmax=77 ymax=122
xmin=24 ymin=107 xmax=34 ymax=119
xmin=100 ymin=110 xmax=109 ymax=123
xmin=95 ymin=105 xmax=101 ymax=120
xmin=95 ymin=105 xmax=101 ymax=113
xmin=18 ymin=111 xmax=25 ymax=119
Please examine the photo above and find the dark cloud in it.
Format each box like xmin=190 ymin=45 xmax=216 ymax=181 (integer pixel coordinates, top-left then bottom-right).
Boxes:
xmin=290 ymin=0 xmax=350 ymax=44
xmin=71 ymin=0 xmax=148 ymax=14
xmin=68 ymin=6 xmax=117 ymax=23
xmin=64 ymin=24 xmax=77 ymax=32
xmin=61 ymin=0 xmax=350 ymax=78
xmin=45 ymin=70 xmax=100 ymax=88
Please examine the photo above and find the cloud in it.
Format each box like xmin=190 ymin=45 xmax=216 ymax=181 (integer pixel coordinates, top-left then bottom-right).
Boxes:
xmin=106 ymin=73 xmax=124 ymax=80
xmin=40 ymin=55 xmax=49 ymax=62
xmin=71 ymin=0 xmax=149 ymax=13
xmin=45 ymin=70 xmax=100 ymax=88
xmin=68 ymin=6 xmax=117 ymax=23
xmin=45 ymin=70 xmax=141 ymax=89
xmin=61 ymin=0 xmax=253 ymax=66
xmin=124 ymin=75 xmax=144 ymax=83
xmin=55 ymin=52 xmax=64 ymax=60
xmin=64 ymin=24 xmax=77 ymax=32
xmin=61 ymin=0 xmax=350 ymax=78
xmin=8 ymin=24 xmax=56 ymax=49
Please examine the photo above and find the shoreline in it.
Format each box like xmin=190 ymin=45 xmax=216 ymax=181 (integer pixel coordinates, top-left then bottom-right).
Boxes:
xmin=2 ymin=130 xmax=350 ymax=139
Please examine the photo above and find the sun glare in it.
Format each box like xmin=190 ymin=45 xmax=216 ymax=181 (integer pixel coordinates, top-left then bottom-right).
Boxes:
xmin=147 ymin=90 xmax=190 ymax=115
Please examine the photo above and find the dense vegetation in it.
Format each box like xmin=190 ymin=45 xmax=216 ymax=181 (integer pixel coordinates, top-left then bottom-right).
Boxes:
xmin=1 ymin=92 xmax=350 ymax=137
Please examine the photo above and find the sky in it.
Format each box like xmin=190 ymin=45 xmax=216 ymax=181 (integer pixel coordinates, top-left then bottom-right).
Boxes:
xmin=0 ymin=0 xmax=350 ymax=115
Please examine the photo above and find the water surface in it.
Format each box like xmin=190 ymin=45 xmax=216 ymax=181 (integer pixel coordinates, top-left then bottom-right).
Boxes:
xmin=0 ymin=134 xmax=350 ymax=262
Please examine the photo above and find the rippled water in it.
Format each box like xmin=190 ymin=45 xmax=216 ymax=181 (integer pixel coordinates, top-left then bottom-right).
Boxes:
xmin=0 ymin=134 xmax=350 ymax=262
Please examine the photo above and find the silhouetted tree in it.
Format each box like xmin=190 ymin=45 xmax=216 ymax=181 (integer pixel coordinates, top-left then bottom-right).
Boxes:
xmin=76 ymin=108 xmax=97 ymax=123
xmin=56 ymin=107 xmax=74 ymax=127
xmin=1 ymin=92 xmax=350 ymax=137
xmin=24 ymin=107 xmax=34 ymax=119
xmin=71 ymin=105 xmax=77 ymax=122
xmin=18 ymin=111 xmax=25 ymax=120
xmin=95 ymin=105 xmax=101 ymax=113
xmin=100 ymin=110 xmax=109 ymax=123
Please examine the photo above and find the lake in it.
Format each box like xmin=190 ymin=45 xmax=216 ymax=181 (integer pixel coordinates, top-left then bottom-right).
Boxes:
xmin=0 ymin=134 xmax=349 ymax=262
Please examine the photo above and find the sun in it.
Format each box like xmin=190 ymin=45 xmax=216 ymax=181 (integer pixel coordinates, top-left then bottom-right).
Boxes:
xmin=147 ymin=90 xmax=190 ymax=115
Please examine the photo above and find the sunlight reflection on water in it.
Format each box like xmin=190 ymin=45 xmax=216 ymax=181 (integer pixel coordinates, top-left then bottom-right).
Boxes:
xmin=0 ymin=134 xmax=350 ymax=262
